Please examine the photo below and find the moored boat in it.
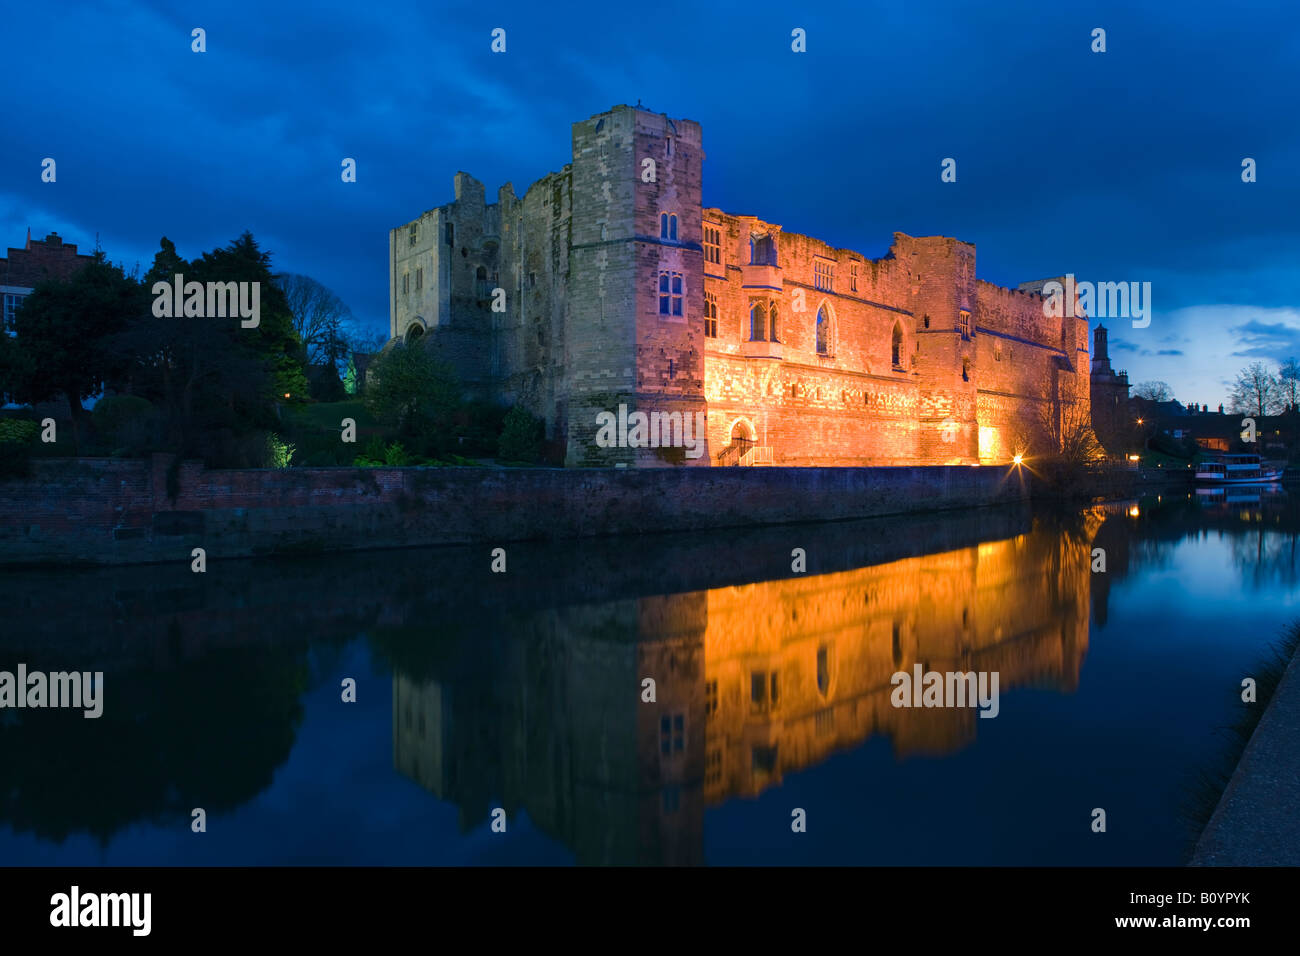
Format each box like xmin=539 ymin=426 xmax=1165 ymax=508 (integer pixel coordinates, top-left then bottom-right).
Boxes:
xmin=1193 ymin=454 xmax=1284 ymax=483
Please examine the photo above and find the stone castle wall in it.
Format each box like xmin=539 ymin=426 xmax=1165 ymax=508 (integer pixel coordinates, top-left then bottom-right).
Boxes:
xmin=389 ymin=104 xmax=1094 ymax=467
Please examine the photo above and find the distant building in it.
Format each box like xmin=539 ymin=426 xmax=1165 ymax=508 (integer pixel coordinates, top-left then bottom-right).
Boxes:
xmin=1088 ymin=324 xmax=1131 ymax=453
xmin=1132 ymin=396 xmax=1298 ymax=458
xmin=2 ymin=230 xmax=96 ymax=408
xmin=1 ymin=230 xmax=96 ymax=334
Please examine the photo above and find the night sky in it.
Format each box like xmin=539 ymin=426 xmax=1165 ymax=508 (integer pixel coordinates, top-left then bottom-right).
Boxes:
xmin=3 ymin=0 xmax=1296 ymax=406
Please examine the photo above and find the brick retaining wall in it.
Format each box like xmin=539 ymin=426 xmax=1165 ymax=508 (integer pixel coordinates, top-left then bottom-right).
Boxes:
xmin=0 ymin=454 xmax=1030 ymax=566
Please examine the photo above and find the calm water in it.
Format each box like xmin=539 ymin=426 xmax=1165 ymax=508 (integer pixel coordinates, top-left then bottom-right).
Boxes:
xmin=1 ymin=487 xmax=1296 ymax=865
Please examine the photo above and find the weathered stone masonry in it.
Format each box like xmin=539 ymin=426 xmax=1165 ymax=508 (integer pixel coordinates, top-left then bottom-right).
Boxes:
xmin=390 ymin=104 xmax=1092 ymax=467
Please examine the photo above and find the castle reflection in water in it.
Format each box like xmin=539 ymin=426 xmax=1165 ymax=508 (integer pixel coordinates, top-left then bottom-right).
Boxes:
xmin=392 ymin=511 xmax=1102 ymax=864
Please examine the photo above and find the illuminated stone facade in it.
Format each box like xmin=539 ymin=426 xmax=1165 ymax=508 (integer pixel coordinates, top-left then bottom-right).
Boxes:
xmin=390 ymin=104 xmax=1092 ymax=466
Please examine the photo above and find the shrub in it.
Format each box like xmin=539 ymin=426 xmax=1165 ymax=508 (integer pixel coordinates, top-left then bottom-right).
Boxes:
xmin=364 ymin=343 xmax=459 ymax=457
xmin=266 ymin=433 xmax=296 ymax=469
xmin=0 ymin=418 xmax=39 ymax=479
xmin=497 ymin=405 xmax=543 ymax=464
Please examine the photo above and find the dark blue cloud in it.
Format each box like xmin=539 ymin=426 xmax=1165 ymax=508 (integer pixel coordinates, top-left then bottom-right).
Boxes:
xmin=2 ymin=0 xmax=1297 ymax=405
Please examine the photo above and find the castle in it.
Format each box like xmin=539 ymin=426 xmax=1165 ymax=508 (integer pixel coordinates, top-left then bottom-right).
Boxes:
xmin=389 ymin=104 xmax=1096 ymax=467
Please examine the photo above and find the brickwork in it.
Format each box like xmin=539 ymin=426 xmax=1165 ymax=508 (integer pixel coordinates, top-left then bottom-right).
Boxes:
xmin=390 ymin=105 xmax=1096 ymax=467
xmin=0 ymin=231 xmax=95 ymax=290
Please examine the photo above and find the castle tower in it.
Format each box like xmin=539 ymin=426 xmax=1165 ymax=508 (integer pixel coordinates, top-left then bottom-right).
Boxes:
xmin=564 ymin=105 xmax=709 ymax=466
xmin=904 ymin=236 xmax=979 ymax=463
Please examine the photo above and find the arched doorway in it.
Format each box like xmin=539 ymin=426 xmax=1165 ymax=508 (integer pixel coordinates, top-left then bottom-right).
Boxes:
xmin=730 ymin=419 xmax=756 ymax=451
xmin=718 ymin=417 xmax=757 ymax=465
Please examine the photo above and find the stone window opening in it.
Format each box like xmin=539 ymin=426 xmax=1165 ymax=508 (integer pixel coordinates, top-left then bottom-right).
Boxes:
xmin=703 ymin=224 xmax=722 ymax=266
xmin=475 ymin=265 xmax=489 ymax=299
xmin=814 ymin=258 xmax=834 ymax=292
xmin=402 ymin=272 xmax=409 ymax=295
xmin=958 ymin=309 xmax=972 ymax=339
xmin=816 ymin=303 xmax=834 ymax=355
xmin=409 ymin=223 xmax=418 ymax=247
xmin=704 ymin=291 xmax=718 ymax=338
xmin=659 ymin=212 xmax=678 ymax=241
xmin=891 ymin=323 xmax=904 ymax=368
xmin=750 ymin=233 xmax=776 ymax=267
xmin=749 ymin=299 xmax=767 ymax=341
xmin=962 ymin=357 xmax=971 ymax=382
xmin=445 ymin=223 xmax=454 ymax=246
xmin=415 ymin=268 xmax=423 ymax=291
xmin=659 ymin=270 xmax=684 ymax=316
xmin=923 ymin=314 xmax=931 ymax=329
xmin=850 ymin=261 xmax=859 ymax=292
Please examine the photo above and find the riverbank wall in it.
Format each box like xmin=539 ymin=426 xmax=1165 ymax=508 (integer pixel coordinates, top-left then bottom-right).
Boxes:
xmin=0 ymin=454 xmax=1040 ymax=567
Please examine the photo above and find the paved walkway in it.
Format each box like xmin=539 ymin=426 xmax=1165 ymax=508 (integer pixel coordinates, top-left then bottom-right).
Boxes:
xmin=1191 ymin=644 xmax=1300 ymax=865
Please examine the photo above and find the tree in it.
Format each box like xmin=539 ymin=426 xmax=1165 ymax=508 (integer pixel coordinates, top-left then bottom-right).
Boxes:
xmin=1277 ymin=358 xmax=1300 ymax=413
xmin=189 ymin=233 xmax=309 ymax=403
xmin=111 ymin=235 xmax=301 ymax=466
xmin=1132 ymin=380 xmax=1173 ymax=402
xmin=1228 ymin=362 xmax=1280 ymax=417
xmin=275 ymin=273 xmax=354 ymax=368
xmin=1009 ymin=388 xmax=1106 ymax=496
xmin=364 ymin=341 xmax=460 ymax=456
xmin=1014 ymin=395 xmax=1104 ymax=466
xmin=0 ymin=253 xmax=148 ymax=452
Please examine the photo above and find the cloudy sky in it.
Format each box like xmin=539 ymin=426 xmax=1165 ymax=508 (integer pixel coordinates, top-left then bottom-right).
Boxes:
xmin=3 ymin=0 xmax=1296 ymax=406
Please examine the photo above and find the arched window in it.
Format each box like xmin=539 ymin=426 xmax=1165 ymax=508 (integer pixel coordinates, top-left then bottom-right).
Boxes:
xmin=475 ymin=265 xmax=489 ymax=299
xmin=768 ymin=300 xmax=779 ymax=342
xmin=891 ymin=323 xmax=904 ymax=368
xmin=750 ymin=234 xmax=775 ymax=266
xmin=816 ymin=644 xmax=832 ymax=697
xmin=659 ymin=213 xmax=677 ymax=241
xmin=749 ymin=300 xmax=767 ymax=341
xmin=816 ymin=304 xmax=832 ymax=355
